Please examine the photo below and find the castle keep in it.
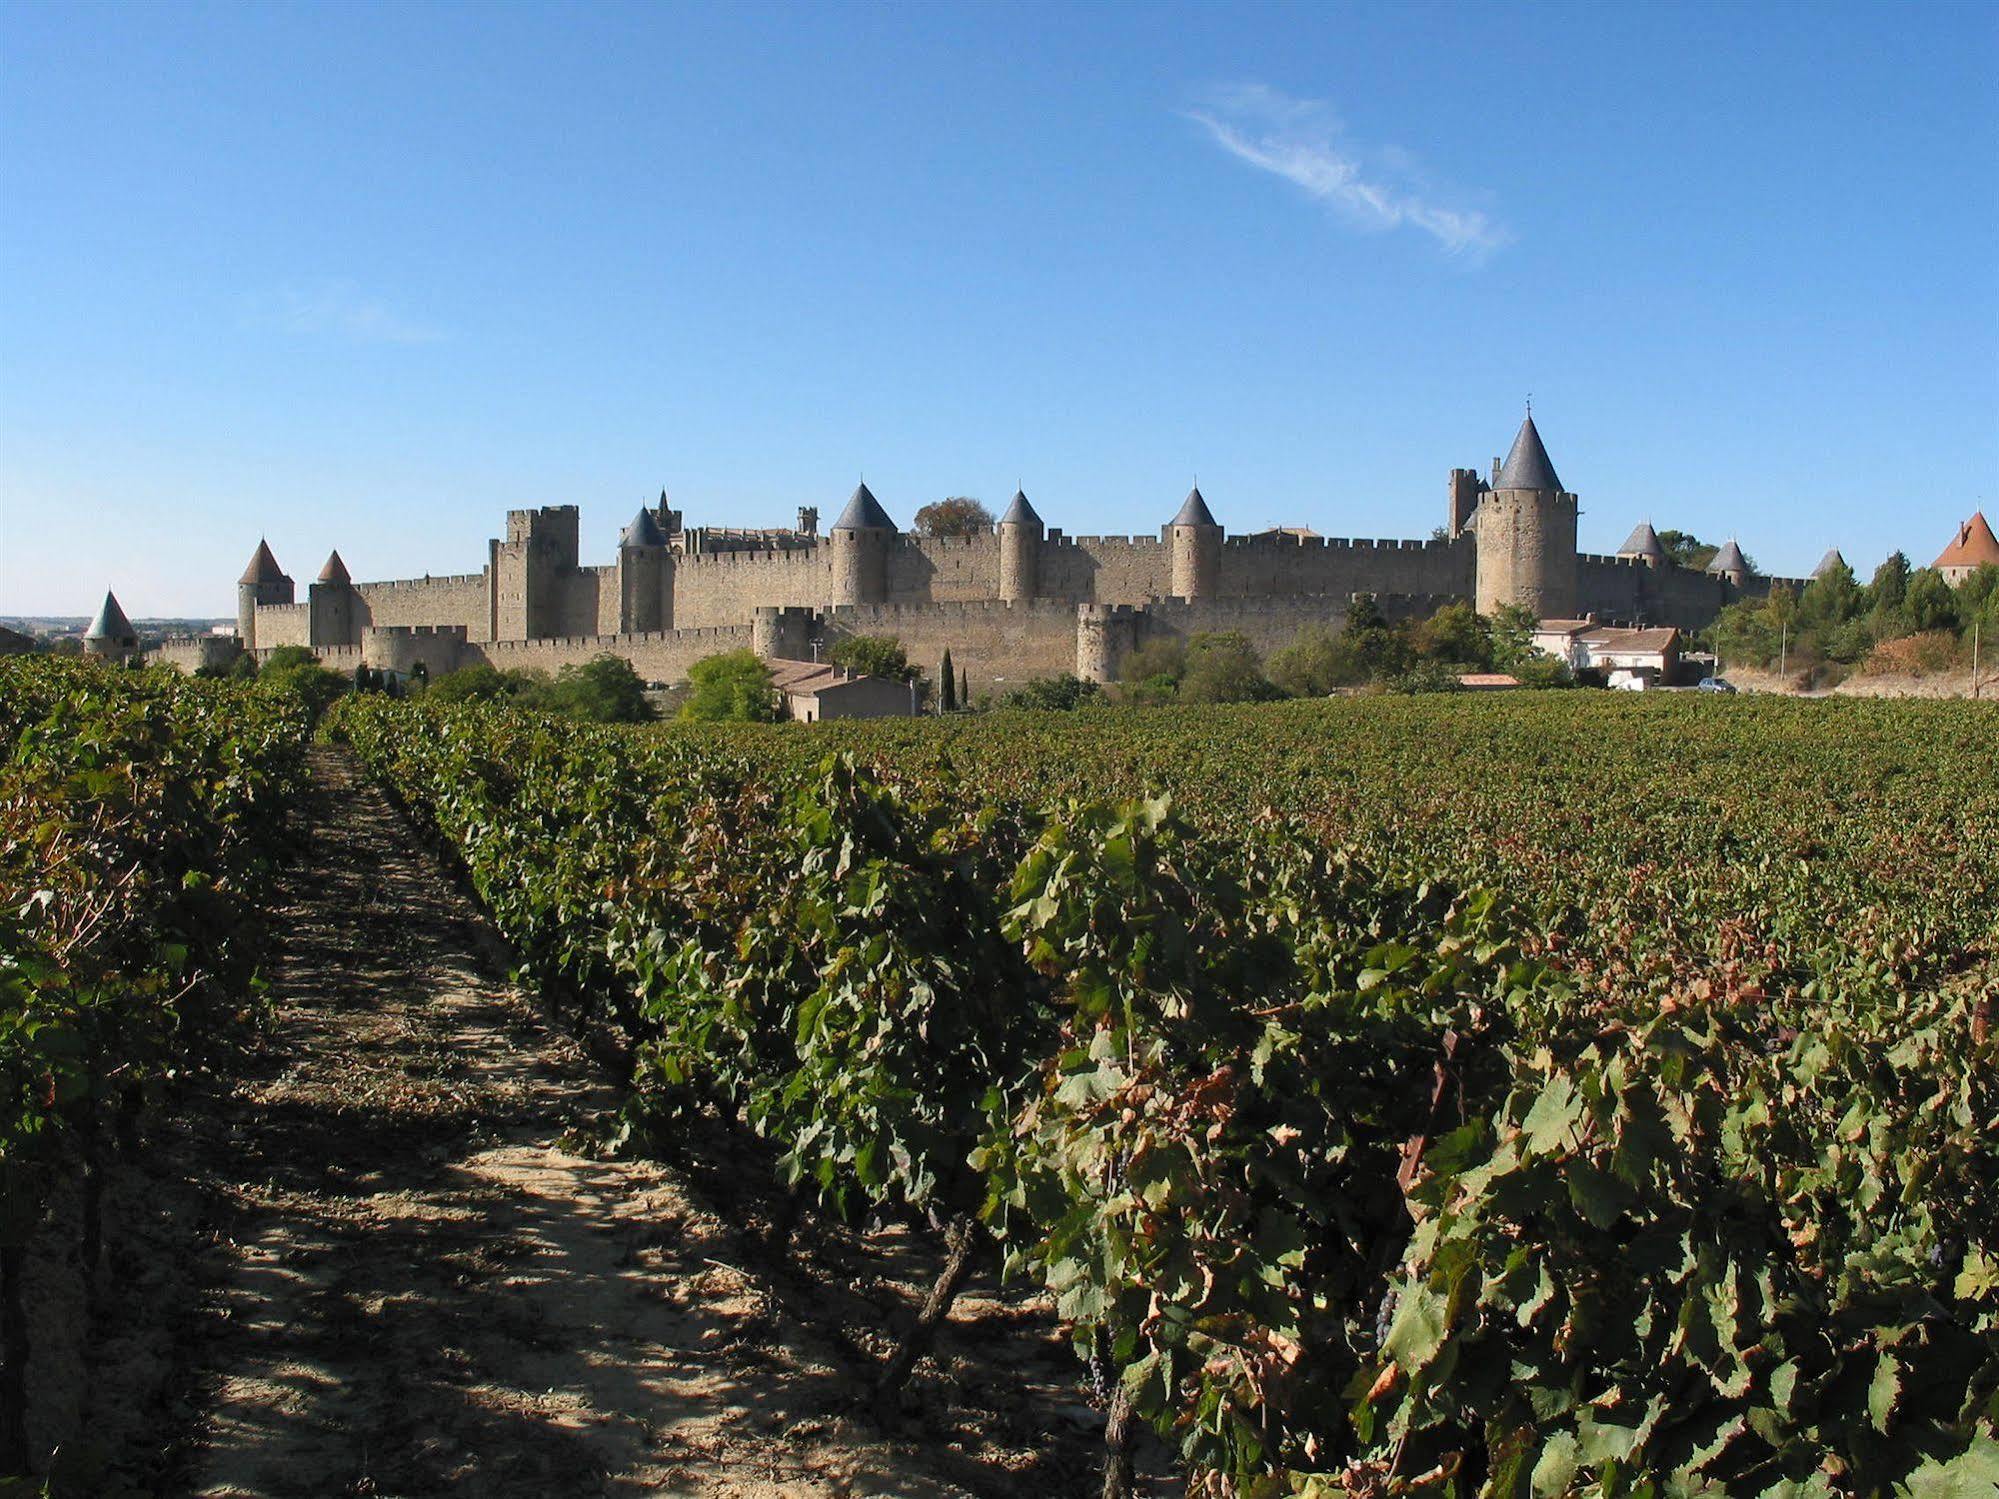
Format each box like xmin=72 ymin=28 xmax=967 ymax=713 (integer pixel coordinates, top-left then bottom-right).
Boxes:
xmin=181 ymin=414 xmax=1803 ymax=688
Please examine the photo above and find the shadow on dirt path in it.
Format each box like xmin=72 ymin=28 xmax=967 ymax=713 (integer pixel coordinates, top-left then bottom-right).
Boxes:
xmin=175 ymin=747 xmax=1102 ymax=1498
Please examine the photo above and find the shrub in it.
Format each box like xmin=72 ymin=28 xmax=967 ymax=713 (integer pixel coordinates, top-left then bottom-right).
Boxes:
xmin=997 ymin=674 xmax=1102 ymax=710
xmin=680 ymin=650 xmax=780 ymax=722
xmin=829 ymin=634 xmax=917 ymax=683
xmin=545 ymin=655 xmax=654 ymax=723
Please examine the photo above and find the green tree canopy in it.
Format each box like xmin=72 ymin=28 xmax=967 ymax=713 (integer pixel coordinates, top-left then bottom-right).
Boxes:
xmin=912 ymin=497 xmax=994 ymax=538
xmin=1178 ymin=631 xmax=1279 ymax=704
xmin=997 ymin=674 xmax=1102 ymax=710
xmin=680 ymin=650 xmax=779 ymax=722
xmin=829 ymin=634 xmax=917 ymax=682
xmin=547 ymin=654 xmax=654 ymax=723
xmin=1409 ymin=601 xmax=1493 ymax=669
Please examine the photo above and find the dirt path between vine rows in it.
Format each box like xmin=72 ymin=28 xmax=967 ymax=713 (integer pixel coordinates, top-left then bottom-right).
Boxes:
xmin=170 ymin=747 xmax=1118 ymax=1498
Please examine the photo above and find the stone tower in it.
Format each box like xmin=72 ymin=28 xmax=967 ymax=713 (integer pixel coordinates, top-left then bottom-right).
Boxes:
xmin=1706 ymin=539 xmax=1749 ymax=589
xmin=1447 ymin=468 xmax=1487 ymax=539
xmin=1616 ymin=522 xmax=1667 ymax=568
xmin=1166 ymin=487 xmax=1221 ymax=601
xmin=308 ymin=550 xmax=358 ymax=646
xmin=491 ymin=506 xmax=581 ymax=641
xmin=997 ymin=488 xmax=1043 ymax=602
xmin=617 ymin=507 xmax=672 ymax=633
xmin=1474 ymin=412 xmax=1578 ymax=618
xmin=829 ymin=483 xmax=895 ymax=605
xmin=1075 ymin=603 xmax=1141 ymax=684
xmin=84 ymin=590 xmax=139 ymax=663
xmin=237 ymin=539 xmax=293 ymax=648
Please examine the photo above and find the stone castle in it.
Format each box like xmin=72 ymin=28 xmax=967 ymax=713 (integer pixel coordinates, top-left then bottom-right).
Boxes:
xmin=156 ymin=413 xmax=1805 ymax=687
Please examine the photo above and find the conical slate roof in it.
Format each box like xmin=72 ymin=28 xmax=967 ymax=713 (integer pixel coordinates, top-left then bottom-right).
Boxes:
xmin=1617 ymin=521 xmax=1667 ymax=562
xmin=1494 ymin=413 xmax=1564 ymax=493
xmin=1707 ymin=539 xmax=1749 ymax=576
xmin=1000 ymin=489 xmax=1042 ymax=527
xmin=834 ymin=482 xmax=896 ymax=531
xmin=85 ymin=590 xmax=135 ymax=643
xmin=1935 ymin=511 xmax=1999 ymax=570
xmin=317 ymin=550 xmax=351 ymax=584
xmin=1169 ymin=487 xmax=1218 ymax=528
xmin=1813 ymin=548 xmax=1848 ymax=579
xmin=239 ymin=539 xmax=287 ymax=586
xmin=621 ymin=507 xmax=668 ymax=547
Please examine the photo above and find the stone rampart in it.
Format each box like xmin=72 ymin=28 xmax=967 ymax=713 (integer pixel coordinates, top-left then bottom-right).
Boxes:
xmin=473 ymin=624 xmax=757 ymax=683
xmin=669 ymin=545 xmax=833 ymax=628
xmin=355 ymin=574 xmax=490 ymax=639
xmin=820 ymin=599 xmax=1080 ymax=695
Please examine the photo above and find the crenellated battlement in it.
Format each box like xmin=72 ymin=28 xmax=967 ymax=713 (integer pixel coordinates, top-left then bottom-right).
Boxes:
xmin=230 ymin=416 xmax=1798 ymax=677
xmin=355 ymin=572 xmax=485 ymax=591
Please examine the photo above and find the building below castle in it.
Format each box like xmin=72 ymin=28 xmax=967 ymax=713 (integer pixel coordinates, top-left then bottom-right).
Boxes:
xmin=153 ymin=413 xmax=1811 ymax=689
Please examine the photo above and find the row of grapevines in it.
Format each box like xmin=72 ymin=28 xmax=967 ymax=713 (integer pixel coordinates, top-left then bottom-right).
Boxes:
xmin=0 ymin=656 xmax=311 ymax=1476
xmin=332 ymin=694 xmax=1996 ymax=1495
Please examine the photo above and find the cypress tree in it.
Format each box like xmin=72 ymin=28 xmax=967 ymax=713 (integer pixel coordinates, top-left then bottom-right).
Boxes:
xmin=940 ymin=649 xmax=956 ymax=711
xmin=959 ymin=665 xmax=969 ymax=709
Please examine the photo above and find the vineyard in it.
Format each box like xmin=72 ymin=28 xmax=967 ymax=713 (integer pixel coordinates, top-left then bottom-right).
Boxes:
xmin=319 ymin=691 xmax=1998 ymax=1497
xmin=0 ymin=657 xmax=311 ymax=1475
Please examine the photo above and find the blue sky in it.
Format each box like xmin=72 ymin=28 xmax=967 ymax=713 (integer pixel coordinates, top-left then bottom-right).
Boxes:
xmin=2 ymin=0 xmax=1995 ymax=615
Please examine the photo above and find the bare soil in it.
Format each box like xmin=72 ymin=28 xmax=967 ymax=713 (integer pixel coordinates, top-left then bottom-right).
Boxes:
xmin=45 ymin=747 xmax=1161 ymax=1497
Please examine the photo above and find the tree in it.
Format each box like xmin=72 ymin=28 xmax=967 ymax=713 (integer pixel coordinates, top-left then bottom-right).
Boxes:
xmin=1410 ymin=601 xmax=1492 ymax=669
xmin=681 ymin=651 xmax=780 ymax=722
xmin=1178 ymin=632 xmax=1278 ymax=704
xmin=548 ymin=654 xmax=654 ymax=723
xmin=940 ymin=649 xmax=956 ymax=712
xmin=998 ymin=674 xmax=1102 ymax=710
xmin=1655 ymin=529 xmax=1716 ymax=570
xmin=1268 ymin=624 xmax=1356 ymax=697
xmin=1486 ymin=603 xmax=1539 ymax=670
xmin=1118 ymin=638 xmax=1186 ymax=702
xmin=263 ymin=644 xmax=320 ymax=671
xmin=912 ymin=497 xmax=994 ymax=538
xmin=1342 ymin=596 xmax=1414 ymax=680
xmin=1903 ymin=568 xmax=1961 ymax=634
xmin=829 ymin=634 xmax=917 ymax=682
xmin=958 ymin=665 xmax=969 ymax=709
xmin=1864 ymin=552 xmax=1916 ymax=648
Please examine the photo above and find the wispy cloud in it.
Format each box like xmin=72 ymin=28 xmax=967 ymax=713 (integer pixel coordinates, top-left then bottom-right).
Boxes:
xmin=247 ymin=281 xmax=444 ymax=345
xmin=1185 ymin=84 xmax=1507 ymax=259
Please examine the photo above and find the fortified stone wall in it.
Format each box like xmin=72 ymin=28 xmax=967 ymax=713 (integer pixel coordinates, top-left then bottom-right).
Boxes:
xmin=818 ymin=599 xmax=1080 ymax=694
xmin=475 ymin=624 xmax=756 ymax=683
xmin=889 ymin=534 xmax=1004 ymax=603
xmin=152 ymin=636 xmax=243 ymax=673
xmin=1140 ymin=591 xmax=1460 ymax=662
xmin=670 ymin=547 xmax=833 ymax=628
xmin=1214 ymin=535 xmax=1473 ymax=600
xmin=1038 ymin=535 xmax=1172 ymax=603
xmin=353 ymin=574 xmax=489 ymax=638
xmin=253 ymin=602 xmax=312 ymax=649
xmin=1575 ymin=556 xmax=1805 ymax=630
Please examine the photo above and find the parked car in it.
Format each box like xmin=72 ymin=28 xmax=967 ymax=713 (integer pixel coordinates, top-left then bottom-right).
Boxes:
xmin=1697 ymin=676 xmax=1738 ymax=694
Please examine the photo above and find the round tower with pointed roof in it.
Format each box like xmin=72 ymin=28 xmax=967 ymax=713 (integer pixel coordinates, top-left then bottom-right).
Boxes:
xmin=308 ymin=549 xmax=358 ymax=647
xmin=84 ymin=590 xmax=140 ymax=663
xmin=1165 ymin=487 xmax=1222 ymax=601
xmin=1706 ymin=539 xmax=1750 ymax=589
xmin=237 ymin=539 xmax=294 ymax=649
xmin=1616 ymin=521 xmax=1668 ymax=568
xmin=617 ymin=505 xmax=672 ymax=632
xmin=997 ymin=488 xmax=1043 ymax=602
xmin=829 ymin=483 xmax=895 ymax=605
xmin=1474 ymin=411 xmax=1578 ymax=618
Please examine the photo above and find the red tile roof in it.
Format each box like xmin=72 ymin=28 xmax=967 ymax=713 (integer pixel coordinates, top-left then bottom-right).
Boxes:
xmin=1936 ymin=512 xmax=1999 ymax=570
